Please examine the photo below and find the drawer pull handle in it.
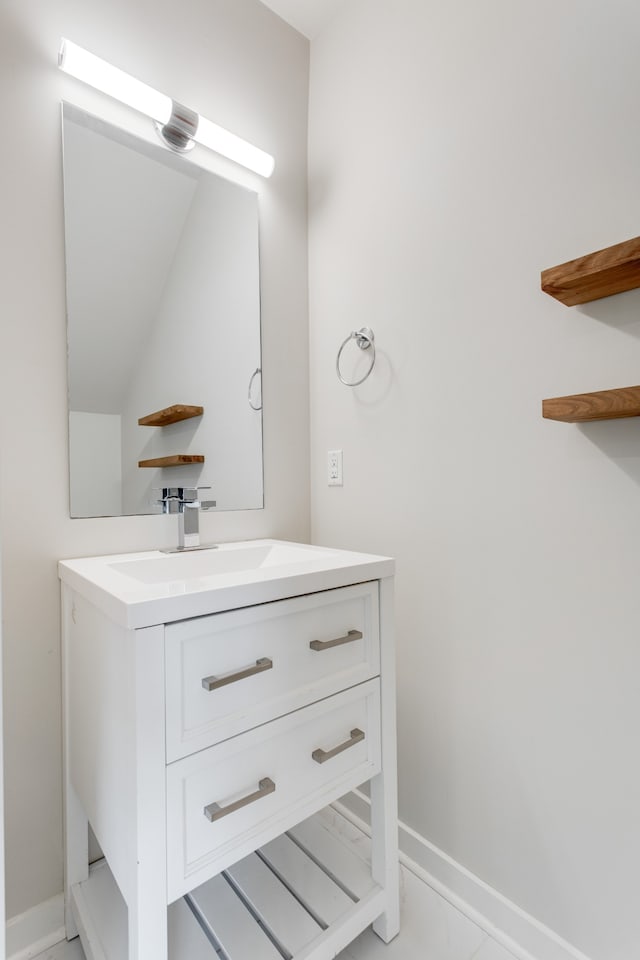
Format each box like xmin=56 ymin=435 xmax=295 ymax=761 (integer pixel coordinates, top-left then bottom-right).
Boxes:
xmin=312 ymin=728 xmax=365 ymax=764
xmin=201 ymin=657 xmax=273 ymax=692
xmin=310 ymin=629 xmax=363 ymax=652
xmin=204 ymin=777 xmax=276 ymax=822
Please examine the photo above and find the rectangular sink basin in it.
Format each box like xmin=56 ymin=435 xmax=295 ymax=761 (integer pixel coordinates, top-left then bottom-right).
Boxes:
xmin=59 ymin=539 xmax=394 ymax=629
xmin=109 ymin=543 xmax=317 ymax=584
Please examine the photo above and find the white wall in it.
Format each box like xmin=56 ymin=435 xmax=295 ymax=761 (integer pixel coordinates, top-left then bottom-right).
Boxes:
xmin=0 ymin=0 xmax=309 ymax=919
xmin=308 ymin=2 xmax=640 ymax=959
xmin=69 ymin=412 xmax=122 ymax=516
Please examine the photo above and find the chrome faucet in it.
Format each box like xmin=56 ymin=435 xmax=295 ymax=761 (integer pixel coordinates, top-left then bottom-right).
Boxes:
xmin=157 ymin=486 xmax=216 ymax=552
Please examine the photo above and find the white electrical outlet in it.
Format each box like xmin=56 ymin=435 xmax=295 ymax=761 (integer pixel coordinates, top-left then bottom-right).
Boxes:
xmin=327 ymin=449 xmax=343 ymax=486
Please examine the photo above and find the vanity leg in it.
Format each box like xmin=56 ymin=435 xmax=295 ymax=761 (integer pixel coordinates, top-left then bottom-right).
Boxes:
xmin=370 ymin=769 xmax=400 ymax=942
xmin=128 ymin=625 xmax=169 ymax=960
xmin=128 ymin=888 xmax=168 ymax=960
xmin=62 ymin=585 xmax=88 ymax=940
xmin=63 ymin=780 xmax=88 ymax=940
xmin=371 ymin=576 xmax=400 ymax=943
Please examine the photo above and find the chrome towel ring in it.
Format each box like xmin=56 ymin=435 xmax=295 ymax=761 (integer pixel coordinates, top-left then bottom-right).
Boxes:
xmin=336 ymin=327 xmax=376 ymax=386
xmin=248 ymin=367 xmax=262 ymax=410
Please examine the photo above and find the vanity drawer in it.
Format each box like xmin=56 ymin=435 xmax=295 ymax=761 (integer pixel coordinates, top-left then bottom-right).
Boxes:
xmin=166 ymin=678 xmax=380 ymax=901
xmin=165 ymin=582 xmax=379 ymax=761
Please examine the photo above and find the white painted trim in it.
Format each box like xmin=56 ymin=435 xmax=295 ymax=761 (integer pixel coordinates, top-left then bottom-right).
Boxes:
xmin=333 ymin=792 xmax=593 ymax=960
xmin=5 ymin=893 xmax=66 ymax=960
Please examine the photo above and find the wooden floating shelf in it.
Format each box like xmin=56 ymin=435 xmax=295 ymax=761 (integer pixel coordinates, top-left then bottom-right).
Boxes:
xmin=543 ymin=385 xmax=640 ymax=422
xmin=138 ymin=404 xmax=203 ymax=427
xmin=138 ymin=455 xmax=205 ymax=468
xmin=541 ymin=236 xmax=640 ymax=306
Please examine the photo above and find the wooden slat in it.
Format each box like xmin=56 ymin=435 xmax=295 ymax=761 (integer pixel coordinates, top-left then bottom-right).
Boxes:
xmin=187 ymin=874 xmax=282 ymax=960
xmin=542 ymin=385 xmax=640 ymax=422
xmin=138 ymin=405 xmax=203 ymax=427
xmin=259 ymin=834 xmax=354 ymax=926
xmin=168 ymin=898 xmax=221 ymax=959
xmin=138 ymin=455 xmax=205 ymax=468
xmin=225 ymin=853 xmax=323 ymax=955
xmin=288 ymin=817 xmax=375 ymax=902
xmin=541 ymin=236 xmax=640 ymax=305
xmin=293 ymin=889 xmax=387 ymax=960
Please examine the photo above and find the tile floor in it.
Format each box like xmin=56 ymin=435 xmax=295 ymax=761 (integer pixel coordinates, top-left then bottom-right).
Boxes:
xmin=31 ymin=865 xmax=518 ymax=960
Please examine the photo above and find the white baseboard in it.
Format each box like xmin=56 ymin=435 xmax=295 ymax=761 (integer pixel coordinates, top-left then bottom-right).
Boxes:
xmin=334 ymin=791 xmax=593 ymax=960
xmin=6 ymin=893 xmax=65 ymax=960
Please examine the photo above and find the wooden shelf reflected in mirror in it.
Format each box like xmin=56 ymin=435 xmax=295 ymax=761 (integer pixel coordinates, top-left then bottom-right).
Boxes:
xmin=138 ymin=455 xmax=205 ymax=468
xmin=138 ymin=405 xmax=204 ymax=427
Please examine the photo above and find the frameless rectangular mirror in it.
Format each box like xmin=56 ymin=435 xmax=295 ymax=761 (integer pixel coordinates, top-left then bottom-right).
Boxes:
xmin=62 ymin=103 xmax=264 ymax=518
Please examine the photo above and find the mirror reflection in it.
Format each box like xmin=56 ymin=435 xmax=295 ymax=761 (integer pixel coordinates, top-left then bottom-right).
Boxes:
xmin=62 ymin=104 xmax=264 ymax=518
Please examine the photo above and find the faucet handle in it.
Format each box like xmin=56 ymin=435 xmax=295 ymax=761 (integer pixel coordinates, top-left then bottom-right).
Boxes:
xmin=193 ymin=485 xmax=214 ymax=509
xmin=184 ymin=485 xmax=213 ymax=508
xmin=182 ymin=484 xmax=212 ymax=500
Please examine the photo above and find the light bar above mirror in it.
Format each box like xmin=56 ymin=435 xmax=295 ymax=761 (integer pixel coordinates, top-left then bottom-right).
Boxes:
xmin=58 ymin=39 xmax=275 ymax=177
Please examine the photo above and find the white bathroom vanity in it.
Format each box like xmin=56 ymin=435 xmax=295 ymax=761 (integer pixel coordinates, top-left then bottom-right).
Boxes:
xmin=59 ymin=539 xmax=399 ymax=960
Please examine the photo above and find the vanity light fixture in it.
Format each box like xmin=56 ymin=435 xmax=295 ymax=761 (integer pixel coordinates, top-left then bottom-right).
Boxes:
xmin=58 ymin=39 xmax=275 ymax=177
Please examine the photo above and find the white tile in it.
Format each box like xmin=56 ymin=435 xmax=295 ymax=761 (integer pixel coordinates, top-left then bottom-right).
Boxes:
xmin=471 ymin=939 xmax=519 ymax=960
xmin=337 ymin=865 xmax=488 ymax=960
xmin=32 ymin=938 xmax=85 ymax=960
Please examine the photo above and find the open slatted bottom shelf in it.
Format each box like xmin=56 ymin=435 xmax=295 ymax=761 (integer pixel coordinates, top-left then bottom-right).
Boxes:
xmin=71 ymin=809 xmax=385 ymax=960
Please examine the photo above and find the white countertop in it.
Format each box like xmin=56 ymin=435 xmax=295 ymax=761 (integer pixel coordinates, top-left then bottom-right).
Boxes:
xmin=58 ymin=539 xmax=395 ymax=629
